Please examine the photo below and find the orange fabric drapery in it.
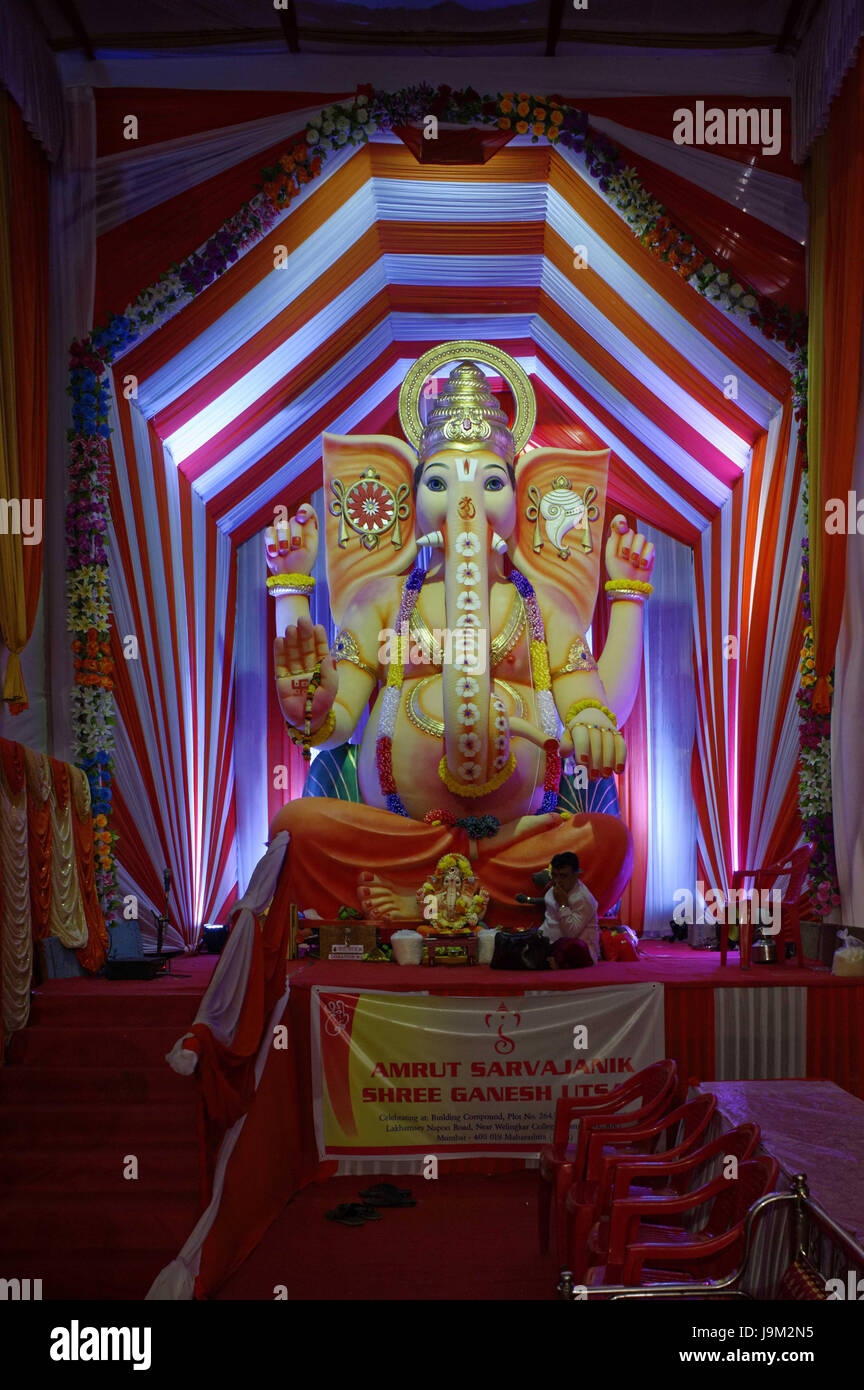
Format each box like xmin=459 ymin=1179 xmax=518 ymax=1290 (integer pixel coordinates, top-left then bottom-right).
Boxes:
xmin=812 ymin=50 xmax=864 ymax=701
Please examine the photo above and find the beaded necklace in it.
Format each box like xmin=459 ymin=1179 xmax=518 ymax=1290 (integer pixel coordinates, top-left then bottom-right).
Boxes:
xmin=376 ymin=565 xmax=561 ymax=817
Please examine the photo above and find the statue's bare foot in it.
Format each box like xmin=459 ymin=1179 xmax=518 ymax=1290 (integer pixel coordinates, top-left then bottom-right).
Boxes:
xmin=357 ymin=872 xmax=418 ymax=921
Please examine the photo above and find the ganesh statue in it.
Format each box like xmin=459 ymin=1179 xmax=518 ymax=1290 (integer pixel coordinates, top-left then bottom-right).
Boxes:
xmin=417 ymin=853 xmax=489 ymax=936
xmin=266 ymin=342 xmax=654 ymax=931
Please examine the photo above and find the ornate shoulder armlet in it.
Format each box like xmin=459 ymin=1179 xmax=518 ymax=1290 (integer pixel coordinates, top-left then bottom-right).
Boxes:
xmin=331 ymin=627 xmax=378 ymax=680
xmin=550 ymin=633 xmax=597 ymax=679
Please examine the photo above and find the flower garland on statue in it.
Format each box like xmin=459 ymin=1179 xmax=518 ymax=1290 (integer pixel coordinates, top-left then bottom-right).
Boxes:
xmin=376 ymin=565 xmax=560 ymax=817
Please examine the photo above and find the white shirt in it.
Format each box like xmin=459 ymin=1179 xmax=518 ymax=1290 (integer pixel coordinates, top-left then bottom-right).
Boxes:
xmin=541 ymin=882 xmax=599 ymax=962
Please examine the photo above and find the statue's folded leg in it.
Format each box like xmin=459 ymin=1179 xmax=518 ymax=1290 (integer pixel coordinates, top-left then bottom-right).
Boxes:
xmin=270 ymin=799 xmax=632 ymax=928
xmin=269 ymin=798 xmax=457 ymax=918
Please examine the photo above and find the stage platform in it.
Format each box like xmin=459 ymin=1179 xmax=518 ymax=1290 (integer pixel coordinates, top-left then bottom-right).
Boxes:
xmin=149 ymin=941 xmax=864 ymax=1298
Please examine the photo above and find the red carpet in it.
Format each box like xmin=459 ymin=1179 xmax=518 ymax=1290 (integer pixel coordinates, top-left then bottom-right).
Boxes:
xmin=214 ymin=1170 xmax=557 ymax=1301
xmin=0 ymin=955 xmax=216 ymax=1301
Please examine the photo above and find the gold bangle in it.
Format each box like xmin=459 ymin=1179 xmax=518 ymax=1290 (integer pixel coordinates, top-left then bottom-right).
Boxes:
xmin=564 ymin=698 xmax=617 ymax=729
xmin=267 ymin=573 xmax=316 ymax=596
xmin=605 ymin=578 xmax=652 ymax=596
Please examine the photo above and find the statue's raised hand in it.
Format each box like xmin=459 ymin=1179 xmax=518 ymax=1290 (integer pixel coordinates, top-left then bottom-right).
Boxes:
xmin=275 ymin=615 xmax=338 ymax=731
xmin=265 ymin=505 xmax=318 ymax=576
xmin=605 ymin=514 xmax=655 ymax=585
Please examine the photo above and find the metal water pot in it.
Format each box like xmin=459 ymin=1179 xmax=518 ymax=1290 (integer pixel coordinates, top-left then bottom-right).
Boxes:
xmin=751 ymin=935 xmax=778 ymax=964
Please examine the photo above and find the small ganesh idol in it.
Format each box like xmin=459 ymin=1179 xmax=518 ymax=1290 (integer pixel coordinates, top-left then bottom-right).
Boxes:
xmin=265 ymin=341 xmax=654 ymax=930
xmin=417 ymin=853 xmax=490 ymax=936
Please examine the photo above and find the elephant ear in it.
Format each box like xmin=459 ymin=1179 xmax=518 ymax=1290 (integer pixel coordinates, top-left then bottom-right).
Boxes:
xmin=510 ymin=446 xmax=611 ymax=631
xmin=323 ymin=433 xmax=418 ymax=626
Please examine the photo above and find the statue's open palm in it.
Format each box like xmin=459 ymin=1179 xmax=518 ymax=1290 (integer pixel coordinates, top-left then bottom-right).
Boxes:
xmin=275 ymin=615 xmax=338 ymax=731
xmin=605 ymin=514 xmax=655 ymax=584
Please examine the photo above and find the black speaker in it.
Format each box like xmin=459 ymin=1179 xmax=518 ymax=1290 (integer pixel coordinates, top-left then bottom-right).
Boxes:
xmin=104 ymin=959 xmax=163 ymax=981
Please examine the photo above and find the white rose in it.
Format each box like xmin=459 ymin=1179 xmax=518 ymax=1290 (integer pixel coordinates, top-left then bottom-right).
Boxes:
xmin=307 ymin=112 xmax=322 ymax=128
xmin=715 ymin=272 xmax=730 ymax=287
xmin=355 ymin=94 xmax=368 ymax=107
xmin=322 ymin=120 xmax=335 ymax=136
xmin=741 ymin=294 xmax=757 ymax=308
xmin=306 ymin=128 xmax=320 ymax=145
xmin=356 ymin=109 xmax=369 ymax=124
xmin=728 ymin=283 xmax=743 ymax=298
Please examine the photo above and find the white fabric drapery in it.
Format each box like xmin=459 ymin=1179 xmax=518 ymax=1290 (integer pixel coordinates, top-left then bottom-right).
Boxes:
xmin=106 ymin=377 xmax=238 ymax=945
xmin=793 ymin=0 xmax=864 ymax=161
xmin=0 ymin=0 xmax=65 ymax=162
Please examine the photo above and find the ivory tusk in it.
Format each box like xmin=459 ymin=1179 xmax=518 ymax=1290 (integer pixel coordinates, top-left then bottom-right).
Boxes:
xmin=490 ymin=531 xmax=508 ymax=554
xmin=414 ymin=531 xmax=444 ymax=550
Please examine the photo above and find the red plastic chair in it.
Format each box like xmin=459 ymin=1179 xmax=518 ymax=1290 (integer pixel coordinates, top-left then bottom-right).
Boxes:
xmin=587 ymin=1154 xmax=780 ymax=1286
xmin=720 ymin=844 xmax=814 ymax=970
xmin=538 ymin=1059 xmax=680 ymax=1258
xmin=562 ymin=1093 xmax=719 ymax=1279
xmin=570 ymin=1120 xmax=760 ymax=1280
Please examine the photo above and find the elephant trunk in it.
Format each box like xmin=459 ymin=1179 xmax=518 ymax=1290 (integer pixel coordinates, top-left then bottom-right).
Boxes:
xmin=440 ymin=476 xmax=506 ymax=791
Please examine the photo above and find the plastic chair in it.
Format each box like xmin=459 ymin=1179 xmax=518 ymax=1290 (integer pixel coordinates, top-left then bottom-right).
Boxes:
xmin=587 ymin=1154 xmax=780 ymax=1286
xmin=570 ymin=1120 xmax=760 ymax=1280
xmin=720 ymin=844 xmax=814 ymax=970
xmin=562 ymin=1094 xmax=719 ymax=1278
xmin=537 ymin=1059 xmax=680 ymax=1258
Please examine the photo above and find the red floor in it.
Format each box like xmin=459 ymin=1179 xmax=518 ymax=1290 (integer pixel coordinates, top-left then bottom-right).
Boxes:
xmin=214 ymin=1170 xmax=557 ymax=1301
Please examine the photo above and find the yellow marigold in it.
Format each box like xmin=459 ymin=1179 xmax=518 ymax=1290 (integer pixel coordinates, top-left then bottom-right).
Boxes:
xmin=499 ymin=99 xmax=513 ymax=114
xmin=532 ymin=122 xmax=546 ymax=138
xmin=94 ymin=814 xmax=107 ymax=827
xmin=502 ymin=91 xmax=514 ymax=100
xmin=547 ymin=126 xmax=560 ymax=142
xmin=550 ymin=110 xmax=563 ymax=125
xmin=516 ymin=101 xmax=530 ymax=118
xmin=497 ymin=116 xmax=512 ymax=130
xmin=533 ymin=107 xmax=546 ymax=120
xmin=516 ymin=120 xmax=529 ymax=134
xmin=517 ymin=92 xmax=529 ymax=101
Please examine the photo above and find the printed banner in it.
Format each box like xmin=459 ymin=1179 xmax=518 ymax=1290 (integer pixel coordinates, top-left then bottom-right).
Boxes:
xmin=311 ymin=984 xmax=665 ymax=1156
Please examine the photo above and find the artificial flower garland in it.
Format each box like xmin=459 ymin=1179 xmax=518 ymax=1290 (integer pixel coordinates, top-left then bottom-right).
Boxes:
xmin=797 ymin=467 xmax=840 ymax=917
xmin=66 ymin=82 xmax=813 ymax=920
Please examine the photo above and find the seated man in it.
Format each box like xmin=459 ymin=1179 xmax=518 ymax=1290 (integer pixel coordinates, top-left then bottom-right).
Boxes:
xmin=541 ymin=851 xmax=598 ymax=969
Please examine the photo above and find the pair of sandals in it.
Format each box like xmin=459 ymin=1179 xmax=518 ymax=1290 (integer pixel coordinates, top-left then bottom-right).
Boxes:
xmin=326 ymin=1183 xmax=416 ymax=1226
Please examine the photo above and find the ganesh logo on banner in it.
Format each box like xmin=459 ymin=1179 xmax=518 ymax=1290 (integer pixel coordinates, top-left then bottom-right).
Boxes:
xmin=310 ymin=984 xmax=664 ymax=1157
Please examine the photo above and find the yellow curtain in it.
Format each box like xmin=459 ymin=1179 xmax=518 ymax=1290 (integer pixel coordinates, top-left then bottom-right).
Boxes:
xmin=0 ymin=95 xmax=28 ymax=706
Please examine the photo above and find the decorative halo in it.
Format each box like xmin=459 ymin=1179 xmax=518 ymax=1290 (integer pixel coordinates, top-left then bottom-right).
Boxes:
xmin=398 ymin=340 xmax=537 ymax=458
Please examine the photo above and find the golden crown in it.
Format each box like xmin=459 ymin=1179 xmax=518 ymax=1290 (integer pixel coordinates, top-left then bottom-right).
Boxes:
xmin=398 ymin=340 xmax=537 ymax=466
xmin=419 ymin=361 xmax=515 ymax=465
